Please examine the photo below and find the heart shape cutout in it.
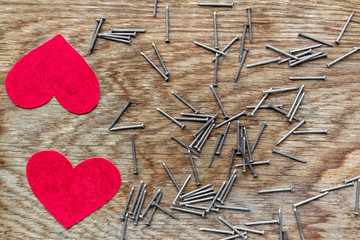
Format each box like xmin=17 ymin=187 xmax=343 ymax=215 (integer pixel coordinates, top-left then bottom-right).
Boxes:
xmin=6 ymin=34 xmax=99 ymax=114
xmin=27 ymin=151 xmax=121 ymax=228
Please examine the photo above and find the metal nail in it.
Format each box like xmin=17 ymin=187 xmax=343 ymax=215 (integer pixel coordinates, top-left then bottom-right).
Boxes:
xmin=213 ymin=11 xmax=218 ymax=49
xmin=234 ymin=48 xmax=249 ymax=83
xmin=247 ymin=7 xmax=253 ymax=43
xmin=245 ymin=219 xmax=279 ymax=226
xmin=278 ymin=49 xmax=313 ymax=64
xmin=100 ymin=32 xmax=136 ymax=37
xmin=120 ymin=187 xmax=134 ymax=220
xmin=153 ymin=0 xmax=158 ymax=17
xmin=290 ymin=43 xmax=322 ymax=54
xmin=215 ymin=204 xmax=250 ymax=212
xmin=98 ymin=36 xmax=131 ymax=44
xmin=298 ymin=31 xmax=333 ymax=47
xmin=163 ymin=162 xmax=181 ymax=192
xmin=218 ymin=216 xmax=247 ymax=239
xmin=170 ymin=206 xmax=205 ymax=217
xmin=198 ymin=2 xmax=234 ymax=7
xmin=186 ymin=204 xmax=219 ymax=212
xmin=235 ymin=159 xmax=270 ymax=167
xmin=251 ymin=88 xmax=271 ymax=116
xmin=235 ymin=226 xmax=265 ymax=235
xmin=89 ymin=19 xmax=99 ymax=53
xmin=244 ymin=128 xmax=258 ymax=177
xmin=110 ymin=123 xmax=144 ymax=131
xmin=210 ymin=84 xmax=229 ymax=118
xmin=193 ymin=114 xmax=218 ymax=137
xmin=320 ymin=182 xmax=354 ymax=193
xmin=182 ymin=187 xmax=215 ymax=200
xmin=290 ymin=76 xmax=326 ymax=81
xmin=344 ymin=176 xmax=360 ymax=184
xmin=216 ymin=122 xmax=231 ymax=155
xmin=258 ymin=187 xmax=294 ymax=194
xmin=175 ymin=117 xmax=208 ymax=122
xmin=239 ymin=24 xmax=248 ymax=61
xmin=236 ymin=121 xmax=241 ymax=155
xmin=218 ymin=170 xmax=236 ymax=201
xmin=141 ymin=52 xmax=169 ymax=81
xmin=129 ymin=180 xmax=144 ymax=215
xmin=279 ymin=209 xmax=283 ymax=240
xmin=246 ymin=104 xmax=283 ymax=109
xmin=212 ymin=35 xmax=240 ymax=62
xmin=213 ymin=55 xmax=219 ymax=87
xmin=190 ymin=128 xmax=207 ymax=148
xmin=134 ymin=189 xmax=146 ymax=225
xmin=327 ymin=47 xmax=359 ymax=67
xmin=221 ymin=175 xmax=237 ymax=204
xmin=335 ymin=11 xmax=355 ymax=44
xmin=146 ymin=192 xmax=163 ymax=226
xmin=180 ymin=196 xmax=215 ymax=206
xmin=226 ymin=148 xmax=236 ymax=180
xmin=171 ymin=91 xmax=199 ymax=113
xmin=287 ymin=84 xmax=305 ymax=118
xmin=112 ymin=29 xmax=146 ymax=33
xmin=209 ymin=133 xmax=224 ymax=167
xmin=188 ymin=150 xmax=200 ymax=186
xmin=194 ymin=41 xmax=226 ymax=55
xmin=216 ymin=110 xmax=247 ymax=129
xmin=158 ymin=108 xmax=184 ymax=128
xmin=153 ymin=202 xmax=179 ymax=220
xmin=263 ymin=86 xmax=300 ymax=95
xmin=98 ymin=34 xmax=131 ymax=40
xmin=282 ymin=230 xmax=287 ymax=240
xmin=152 ymin=42 xmax=169 ymax=75
xmin=181 ymin=113 xmax=216 ymax=118
xmin=171 ymin=135 xmax=200 ymax=157
xmin=267 ymin=100 xmax=299 ymax=121
xmin=183 ymin=191 xmax=216 ymax=202
xmin=289 ymin=50 xmax=324 ymax=67
xmin=266 ymin=44 xmax=299 ymax=60
xmin=109 ymin=100 xmax=132 ymax=130
xmin=294 ymin=208 xmax=305 ymax=240
xmin=199 ymin=228 xmax=234 ymax=235
xmin=251 ymin=122 xmax=267 ymax=154
xmin=88 ymin=17 xmax=105 ymax=55
xmin=293 ymin=192 xmax=329 ymax=208
xmin=194 ymin=121 xmax=214 ymax=150
xmin=181 ymin=184 xmax=213 ymax=199
xmin=140 ymin=188 xmax=162 ymax=219
xmin=272 ymin=148 xmax=307 ymax=163
xmin=172 ymin=174 xmax=192 ymax=205
xmin=207 ymin=181 xmax=227 ymax=212
xmin=220 ymin=233 xmax=248 ymax=240
xmin=289 ymin=92 xmax=305 ymax=122
xmin=276 ymin=118 xmax=306 ymax=145
xmin=120 ymin=213 xmax=129 ymax=240
xmin=355 ymin=179 xmax=359 ymax=215
xmin=165 ymin=5 xmax=170 ymax=42
xmin=247 ymin=56 xmax=281 ymax=68
xmin=132 ymin=184 xmax=146 ymax=219
xmin=131 ymin=136 xmax=138 ymax=174
xmin=196 ymin=122 xmax=216 ymax=151
xmin=294 ymin=129 xmax=328 ymax=134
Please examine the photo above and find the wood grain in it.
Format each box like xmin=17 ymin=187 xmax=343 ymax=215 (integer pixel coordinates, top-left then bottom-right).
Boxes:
xmin=1 ymin=0 xmax=359 ymax=239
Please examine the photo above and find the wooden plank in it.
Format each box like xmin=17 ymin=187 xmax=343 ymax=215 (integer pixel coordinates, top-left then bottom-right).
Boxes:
xmin=0 ymin=0 xmax=359 ymax=239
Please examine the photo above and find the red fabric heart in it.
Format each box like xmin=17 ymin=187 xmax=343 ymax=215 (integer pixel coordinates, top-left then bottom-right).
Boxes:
xmin=5 ymin=34 xmax=99 ymax=114
xmin=26 ymin=151 xmax=121 ymax=228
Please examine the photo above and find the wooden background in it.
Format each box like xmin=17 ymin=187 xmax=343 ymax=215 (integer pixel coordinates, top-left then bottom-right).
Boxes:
xmin=1 ymin=0 xmax=359 ymax=239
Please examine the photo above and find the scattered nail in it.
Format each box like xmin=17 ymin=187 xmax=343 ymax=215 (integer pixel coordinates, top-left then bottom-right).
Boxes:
xmin=216 ymin=110 xmax=247 ymax=128
xmin=210 ymin=84 xmax=229 ymax=118
xmin=289 ymin=43 xmax=322 ymax=54
xmin=298 ymin=31 xmax=333 ymax=47
xmin=146 ymin=192 xmax=163 ymax=226
xmin=198 ymin=2 xmax=234 ymax=7
xmin=294 ymin=207 xmax=305 ymax=240
xmin=163 ymin=162 xmax=181 ymax=191
xmin=141 ymin=52 xmax=169 ymax=81
xmin=272 ymin=148 xmax=307 ymax=163
xmin=266 ymin=44 xmax=299 ymax=60
xmin=158 ymin=108 xmax=185 ymax=128
xmin=289 ymin=76 xmax=326 ymax=81
xmin=194 ymin=41 xmax=227 ymax=55
xmin=131 ymin=136 xmax=138 ymax=174
xmin=170 ymin=206 xmax=205 ymax=217
xmin=247 ymin=57 xmax=281 ymax=68
xmin=188 ymin=150 xmax=201 ymax=186
xmin=293 ymin=129 xmax=328 ymax=134
xmin=120 ymin=187 xmax=134 ymax=220
xmin=216 ymin=122 xmax=231 ymax=155
xmin=335 ymin=11 xmax=355 ymax=44
xmin=293 ymin=192 xmax=329 ymax=208
xmin=110 ymin=123 xmax=145 ymax=131
xmin=276 ymin=118 xmax=306 ymax=145
xmin=251 ymin=122 xmax=267 ymax=154
xmin=153 ymin=42 xmax=169 ymax=75
xmin=234 ymin=49 xmax=249 ymax=82
xmin=258 ymin=187 xmax=294 ymax=194
xmin=319 ymin=182 xmax=354 ymax=193
xmin=247 ymin=7 xmax=253 ymax=43
xmin=120 ymin=213 xmax=129 ymax=240
xmin=172 ymin=174 xmax=192 ymax=205
xmin=108 ymin=100 xmax=132 ymax=130
xmin=171 ymin=91 xmax=199 ymax=113
xmin=326 ymin=47 xmax=359 ymax=67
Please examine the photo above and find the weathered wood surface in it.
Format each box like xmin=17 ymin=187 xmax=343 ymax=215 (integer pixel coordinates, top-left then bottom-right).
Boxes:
xmin=0 ymin=0 xmax=359 ymax=239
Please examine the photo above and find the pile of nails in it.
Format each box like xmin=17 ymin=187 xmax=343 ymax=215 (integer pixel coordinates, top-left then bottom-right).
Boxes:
xmin=88 ymin=16 xmax=146 ymax=54
xmin=86 ymin=3 xmax=360 ymax=240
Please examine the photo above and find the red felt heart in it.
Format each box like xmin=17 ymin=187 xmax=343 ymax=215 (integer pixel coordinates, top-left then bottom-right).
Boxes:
xmin=5 ymin=34 xmax=99 ymax=114
xmin=26 ymin=151 xmax=121 ymax=228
